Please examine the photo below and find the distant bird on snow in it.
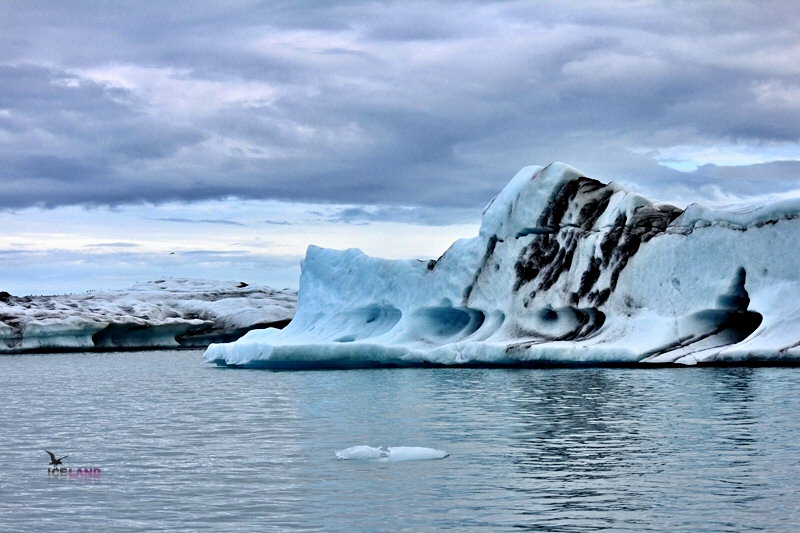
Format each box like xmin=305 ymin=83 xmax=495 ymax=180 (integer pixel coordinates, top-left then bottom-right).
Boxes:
xmin=45 ymin=450 xmax=68 ymax=467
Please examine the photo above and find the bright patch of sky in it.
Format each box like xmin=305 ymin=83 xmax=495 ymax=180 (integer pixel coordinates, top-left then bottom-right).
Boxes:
xmin=0 ymin=200 xmax=479 ymax=295
xmin=655 ymin=142 xmax=800 ymax=172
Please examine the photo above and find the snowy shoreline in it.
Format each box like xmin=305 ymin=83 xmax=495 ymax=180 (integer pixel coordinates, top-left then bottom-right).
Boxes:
xmin=0 ymin=279 xmax=296 ymax=354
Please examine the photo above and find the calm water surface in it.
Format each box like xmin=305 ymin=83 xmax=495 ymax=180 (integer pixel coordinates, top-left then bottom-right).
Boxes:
xmin=1 ymin=350 xmax=799 ymax=531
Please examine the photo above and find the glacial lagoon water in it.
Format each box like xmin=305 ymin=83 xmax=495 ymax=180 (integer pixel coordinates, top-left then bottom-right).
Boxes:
xmin=2 ymin=350 xmax=800 ymax=531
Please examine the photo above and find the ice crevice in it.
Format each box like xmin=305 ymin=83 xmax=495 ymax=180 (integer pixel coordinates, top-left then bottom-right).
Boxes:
xmin=204 ymin=162 xmax=800 ymax=368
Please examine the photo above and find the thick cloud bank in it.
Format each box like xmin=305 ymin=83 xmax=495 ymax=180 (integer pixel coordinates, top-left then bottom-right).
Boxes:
xmin=205 ymin=163 xmax=800 ymax=367
xmin=0 ymin=279 xmax=296 ymax=353
xmin=2 ymin=2 xmax=800 ymax=210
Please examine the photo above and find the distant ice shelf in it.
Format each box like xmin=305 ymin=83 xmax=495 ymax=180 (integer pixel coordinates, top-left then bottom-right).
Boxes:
xmin=0 ymin=279 xmax=296 ymax=353
xmin=205 ymin=162 xmax=800 ymax=368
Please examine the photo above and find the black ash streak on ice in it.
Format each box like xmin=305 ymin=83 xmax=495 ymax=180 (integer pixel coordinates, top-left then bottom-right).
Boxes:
xmin=511 ymin=177 xmax=682 ymax=304
xmin=504 ymin=177 xmax=683 ymax=346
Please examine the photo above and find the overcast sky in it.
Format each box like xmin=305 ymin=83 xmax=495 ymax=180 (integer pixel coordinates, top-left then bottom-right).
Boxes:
xmin=2 ymin=1 xmax=800 ymax=295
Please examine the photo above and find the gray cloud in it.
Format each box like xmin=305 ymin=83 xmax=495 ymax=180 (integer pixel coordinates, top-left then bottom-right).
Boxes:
xmin=85 ymin=242 xmax=140 ymax=248
xmin=328 ymin=205 xmax=483 ymax=226
xmin=151 ymin=217 xmax=246 ymax=226
xmin=1 ymin=1 xmax=799 ymax=212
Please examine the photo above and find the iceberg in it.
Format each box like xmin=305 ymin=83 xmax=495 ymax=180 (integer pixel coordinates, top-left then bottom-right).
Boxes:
xmin=205 ymin=163 xmax=800 ymax=367
xmin=0 ymin=279 xmax=296 ymax=353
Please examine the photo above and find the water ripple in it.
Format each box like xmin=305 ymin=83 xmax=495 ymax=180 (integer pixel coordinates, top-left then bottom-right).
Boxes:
xmin=1 ymin=353 xmax=800 ymax=531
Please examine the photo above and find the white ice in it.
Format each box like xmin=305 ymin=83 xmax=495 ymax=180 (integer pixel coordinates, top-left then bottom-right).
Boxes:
xmin=335 ymin=446 xmax=450 ymax=461
xmin=0 ymin=279 xmax=296 ymax=352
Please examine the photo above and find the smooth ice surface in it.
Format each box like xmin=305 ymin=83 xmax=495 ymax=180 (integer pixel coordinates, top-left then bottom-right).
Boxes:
xmin=0 ymin=279 xmax=296 ymax=352
xmin=205 ymin=162 xmax=800 ymax=367
xmin=385 ymin=446 xmax=450 ymax=461
xmin=335 ymin=445 xmax=449 ymax=461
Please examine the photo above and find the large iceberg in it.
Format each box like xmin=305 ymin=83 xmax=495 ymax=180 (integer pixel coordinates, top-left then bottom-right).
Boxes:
xmin=205 ymin=163 xmax=800 ymax=367
xmin=0 ymin=279 xmax=296 ymax=353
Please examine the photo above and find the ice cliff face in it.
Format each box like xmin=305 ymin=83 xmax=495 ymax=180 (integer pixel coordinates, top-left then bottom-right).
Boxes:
xmin=205 ymin=163 xmax=800 ymax=367
xmin=0 ymin=279 xmax=296 ymax=353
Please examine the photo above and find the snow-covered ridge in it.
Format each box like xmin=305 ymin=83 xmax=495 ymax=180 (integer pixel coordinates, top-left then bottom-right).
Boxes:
xmin=0 ymin=279 xmax=296 ymax=353
xmin=205 ymin=163 xmax=800 ymax=368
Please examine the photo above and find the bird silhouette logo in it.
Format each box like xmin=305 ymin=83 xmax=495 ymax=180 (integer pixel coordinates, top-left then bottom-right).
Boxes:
xmin=45 ymin=450 xmax=68 ymax=467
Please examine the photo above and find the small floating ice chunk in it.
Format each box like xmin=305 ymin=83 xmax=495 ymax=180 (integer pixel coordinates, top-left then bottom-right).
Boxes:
xmin=335 ymin=445 xmax=384 ymax=460
xmin=385 ymin=446 xmax=449 ymax=461
xmin=335 ymin=445 xmax=449 ymax=461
